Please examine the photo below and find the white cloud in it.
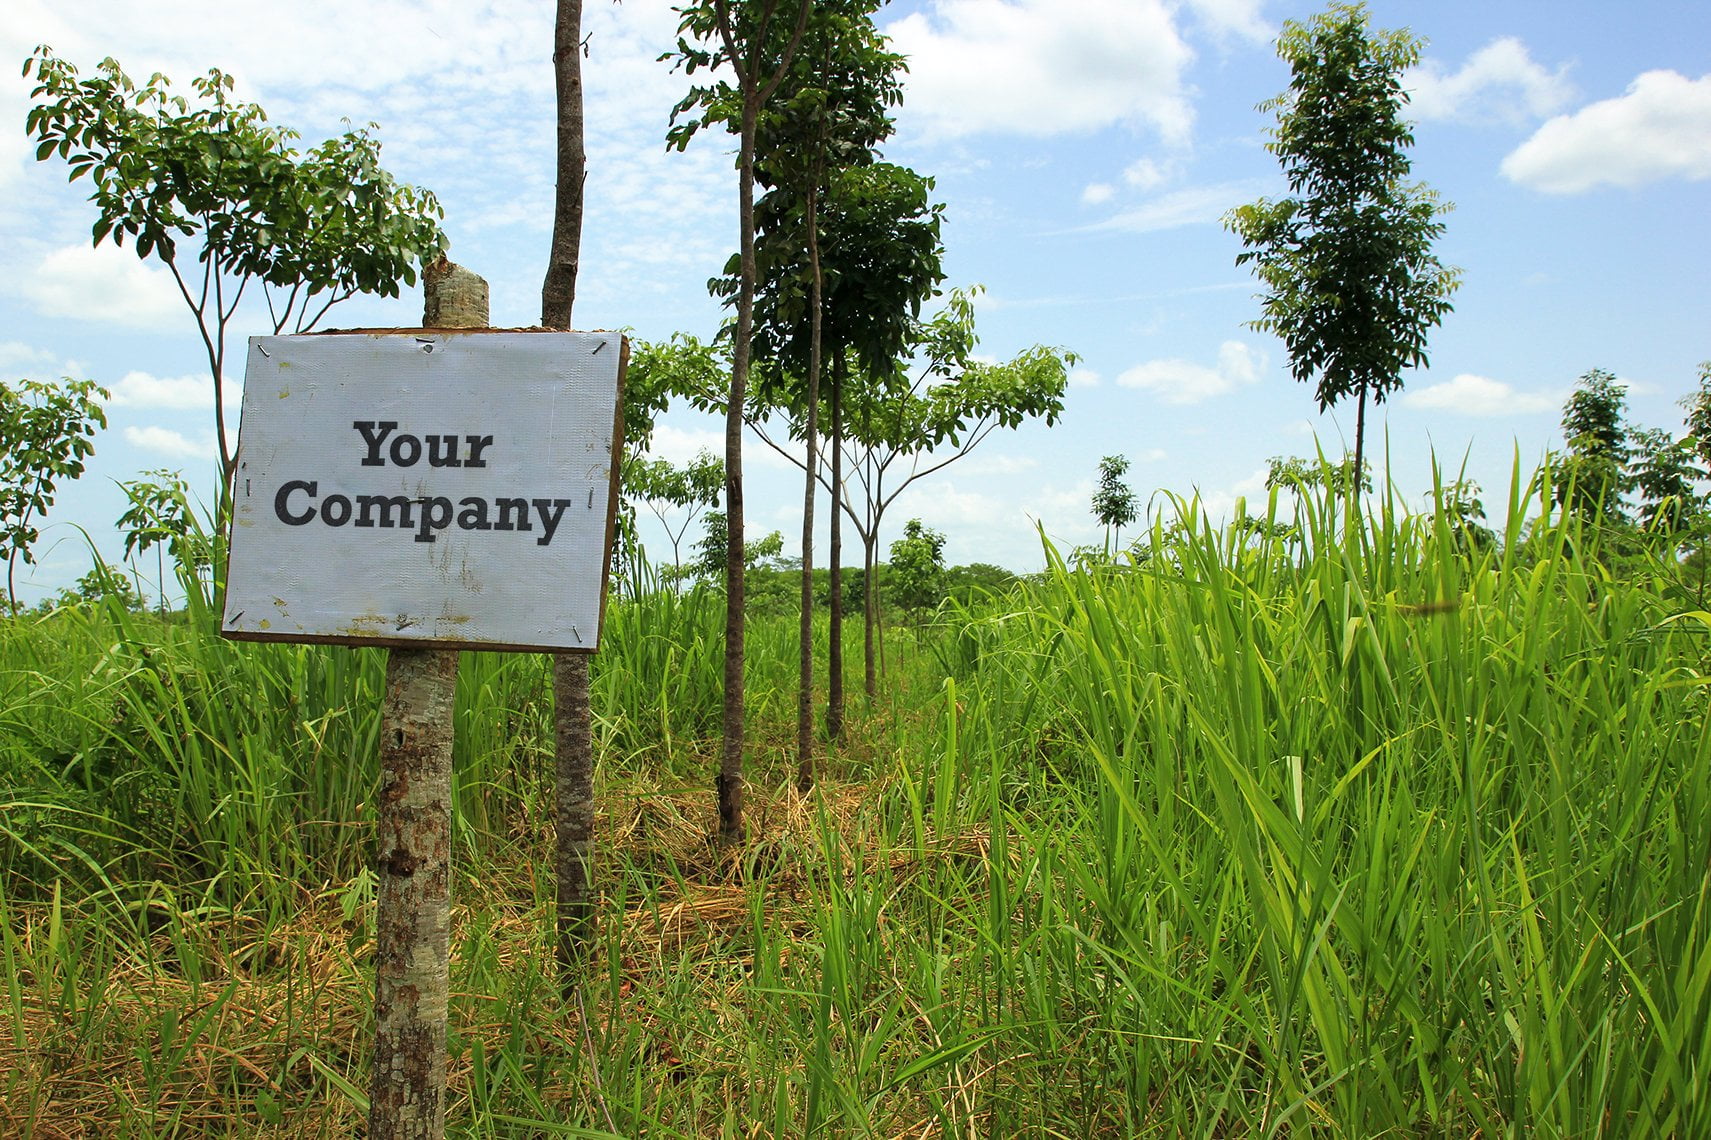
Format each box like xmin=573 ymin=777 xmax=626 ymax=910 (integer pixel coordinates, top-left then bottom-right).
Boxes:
xmin=1088 ymin=181 xmax=1264 ymax=234
xmin=0 ymin=341 xmax=59 ymax=374
xmin=1068 ymin=367 xmax=1101 ymax=388
xmin=1123 ymin=157 xmax=1178 ymax=190
xmin=645 ymin=424 xmax=726 ymax=468
xmin=1182 ymin=0 xmax=1269 ymax=43
xmin=885 ymin=0 xmax=1196 ymax=142
xmin=1407 ymin=38 xmax=1574 ymax=125
xmin=1401 ymin=373 xmax=1557 ymax=416
xmin=956 ymin=453 xmax=1040 ymax=477
xmin=1081 ymin=183 xmax=1116 ymax=205
xmin=649 ymin=422 xmax=802 ymax=473
xmin=1118 ymin=340 xmax=1264 ymax=404
xmin=23 ymin=244 xmax=183 ymax=329
xmin=106 ymin=371 xmax=217 ymax=410
xmin=124 ymin=425 xmax=218 ymax=459
xmin=1502 ymin=70 xmax=1711 ymax=193
xmin=2 ymin=1 xmax=729 ymax=326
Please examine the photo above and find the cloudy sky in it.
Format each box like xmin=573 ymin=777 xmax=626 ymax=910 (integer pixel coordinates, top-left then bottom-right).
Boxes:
xmin=2 ymin=0 xmax=1708 ymax=603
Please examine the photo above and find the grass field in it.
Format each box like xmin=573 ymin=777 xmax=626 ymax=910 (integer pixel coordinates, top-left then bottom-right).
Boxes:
xmin=3 ymin=470 xmax=1708 ymax=1137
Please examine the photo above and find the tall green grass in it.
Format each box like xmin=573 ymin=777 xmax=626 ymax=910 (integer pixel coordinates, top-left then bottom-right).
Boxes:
xmin=3 ymin=462 xmax=1707 ymax=1135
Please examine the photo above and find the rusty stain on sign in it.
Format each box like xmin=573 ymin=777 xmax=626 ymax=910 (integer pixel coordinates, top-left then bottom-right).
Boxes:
xmin=222 ymin=330 xmax=626 ymax=652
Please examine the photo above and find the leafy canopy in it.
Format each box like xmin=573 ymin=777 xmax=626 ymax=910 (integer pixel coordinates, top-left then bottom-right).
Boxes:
xmin=887 ymin=518 xmax=946 ymax=614
xmin=1555 ymin=368 xmax=1632 ymax=524
xmin=24 ymin=47 xmax=447 ymax=487
xmin=1225 ymin=4 xmax=1459 ymax=426
xmin=25 ymin=48 xmax=446 ymax=319
xmin=1092 ymin=455 xmax=1139 ymax=541
xmin=0 ymin=376 xmax=108 ymax=611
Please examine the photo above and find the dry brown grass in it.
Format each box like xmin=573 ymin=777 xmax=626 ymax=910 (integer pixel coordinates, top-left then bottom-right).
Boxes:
xmin=0 ymin=762 xmax=1007 ymax=1138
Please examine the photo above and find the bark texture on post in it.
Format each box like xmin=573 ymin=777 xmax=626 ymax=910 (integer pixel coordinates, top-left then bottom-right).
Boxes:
xmin=369 ymin=647 xmax=457 ymax=1140
xmin=423 ymin=258 xmax=489 ymax=327
xmin=368 ymin=259 xmax=486 ymax=1140
xmin=552 ymin=655 xmax=595 ymax=976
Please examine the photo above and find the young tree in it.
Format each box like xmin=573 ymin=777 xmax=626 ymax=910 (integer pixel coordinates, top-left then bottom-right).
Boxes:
xmin=1630 ymin=427 xmax=1704 ymax=537
xmin=734 ymin=287 xmax=1072 ymax=696
xmin=1679 ymin=360 xmax=1711 ymax=469
xmin=117 ymin=469 xmax=214 ymax=612
xmin=24 ymin=49 xmax=446 ymax=499
xmin=41 ymin=562 xmax=147 ymax=614
xmin=824 ymin=297 xmax=1070 ymax=695
xmin=692 ymin=510 xmax=784 ymax=582
xmin=631 ymin=451 xmax=726 ymax=580
xmin=539 ymin=0 xmax=602 ymax=982
xmin=1224 ymin=3 xmax=1460 ymax=493
xmin=1092 ymin=454 xmax=1139 ymax=552
xmin=0 ymin=376 xmax=108 ymax=612
xmin=1266 ymin=452 xmax=1371 ymax=497
xmin=1555 ymin=368 xmax=1631 ymax=525
xmin=1428 ymin=477 xmax=1496 ymax=558
xmin=732 ymin=0 xmax=904 ymax=792
xmin=887 ymin=518 xmax=946 ymax=616
xmin=668 ymin=0 xmax=812 ymax=842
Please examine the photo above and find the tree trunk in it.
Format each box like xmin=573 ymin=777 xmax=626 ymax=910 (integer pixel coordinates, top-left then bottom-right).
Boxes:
xmin=369 ymin=648 xmax=457 ymax=1140
xmin=827 ymin=353 xmax=845 ymax=744
xmin=542 ymin=0 xmax=597 ymax=981
xmin=552 ymin=655 xmax=594 ymax=974
xmin=797 ymin=179 xmax=823 ymax=795
xmin=863 ymin=530 xmax=877 ymax=697
xmin=1352 ymin=381 xmax=1368 ymax=517
xmin=542 ymin=0 xmax=585 ymax=328
xmin=718 ymin=88 xmax=762 ymax=843
xmin=367 ymin=259 xmax=488 ymax=1140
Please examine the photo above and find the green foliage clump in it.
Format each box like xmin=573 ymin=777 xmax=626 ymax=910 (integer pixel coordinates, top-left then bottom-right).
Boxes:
xmin=24 ymin=47 xmax=446 ymax=488
xmin=886 ymin=518 xmax=946 ymax=615
xmin=0 ymin=376 xmax=108 ymax=612
xmin=1226 ymin=2 xmax=1460 ymax=479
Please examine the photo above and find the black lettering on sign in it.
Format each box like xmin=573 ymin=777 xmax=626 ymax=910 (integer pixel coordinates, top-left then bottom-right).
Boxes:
xmin=352 ymin=422 xmax=496 ymax=468
xmin=276 ymin=480 xmax=317 ymax=525
xmin=357 ymin=495 xmax=414 ymax=529
xmin=353 ymin=421 xmax=397 ymax=466
xmin=272 ymin=482 xmax=576 ymax=546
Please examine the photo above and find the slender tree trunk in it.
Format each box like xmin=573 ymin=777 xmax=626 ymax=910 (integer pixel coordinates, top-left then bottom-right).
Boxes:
xmin=1353 ymin=381 xmax=1368 ymax=516
xmin=551 ymin=654 xmax=594 ymax=973
xmin=707 ymin=0 xmax=812 ymax=831
xmin=543 ymin=0 xmax=596 ymax=981
xmin=718 ymin=88 xmax=762 ymax=842
xmin=863 ymin=531 xmax=877 ymax=697
xmin=827 ymin=353 xmax=845 ymax=743
xmin=542 ymin=0 xmax=585 ymax=327
xmin=796 ymin=180 xmax=823 ymax=795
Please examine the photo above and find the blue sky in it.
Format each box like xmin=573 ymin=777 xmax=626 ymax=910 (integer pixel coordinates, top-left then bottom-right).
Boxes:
xmin=2 ymin=0 xmax=1708 ymax=606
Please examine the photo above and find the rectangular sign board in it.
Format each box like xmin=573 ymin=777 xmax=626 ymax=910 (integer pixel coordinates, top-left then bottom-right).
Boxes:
xmin=222 ymin=330 xmax=625 ymax=652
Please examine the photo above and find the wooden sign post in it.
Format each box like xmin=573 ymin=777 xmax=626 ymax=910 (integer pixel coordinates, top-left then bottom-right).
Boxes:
xmin=221 ymin=263 xmax=623 ymax=1139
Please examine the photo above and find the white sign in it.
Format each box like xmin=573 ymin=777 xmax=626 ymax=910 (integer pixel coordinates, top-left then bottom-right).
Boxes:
xmin=222 ymin=330 xmax=624 ymax=651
